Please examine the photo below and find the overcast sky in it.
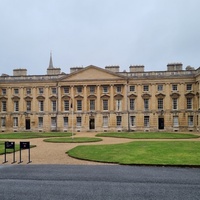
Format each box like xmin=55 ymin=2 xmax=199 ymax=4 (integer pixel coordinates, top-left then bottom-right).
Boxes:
xmin=1 ymin=0 xmax=200 ymax=75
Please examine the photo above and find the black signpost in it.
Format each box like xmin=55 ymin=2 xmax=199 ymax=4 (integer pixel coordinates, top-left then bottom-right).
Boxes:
xmin=19 ymin=141 xmax=31 ymax=164
xmin=4 ymin=141 xmax=16 ymax=164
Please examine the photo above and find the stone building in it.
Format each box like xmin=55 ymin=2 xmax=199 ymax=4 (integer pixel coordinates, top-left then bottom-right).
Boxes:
xmin=0 ymin=54 xmax=200 ymax=132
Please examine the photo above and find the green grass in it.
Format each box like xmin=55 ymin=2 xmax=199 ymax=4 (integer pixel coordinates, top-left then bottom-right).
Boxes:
xmin=44 ymin=137 xmax=102 ymax=143
xmin=0 ymin=132 xmax=71 ymax=139
xmin=67 ymin=141 xmax=200 ymax=166
xmin=96 ymin=132 xmax=199 ymax=139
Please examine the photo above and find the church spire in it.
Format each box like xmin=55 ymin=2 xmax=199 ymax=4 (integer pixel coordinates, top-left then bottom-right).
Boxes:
xmin=48 ymin=51 xmax=54 ymax=69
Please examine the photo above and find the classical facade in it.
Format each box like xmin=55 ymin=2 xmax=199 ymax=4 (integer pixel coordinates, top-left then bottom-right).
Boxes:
xmin=0 ymin=55 xmax=200 ymax=132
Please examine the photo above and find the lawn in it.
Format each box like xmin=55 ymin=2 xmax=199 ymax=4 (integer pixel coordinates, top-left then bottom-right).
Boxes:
xmin=44 ymin=137 xmax=102 ymax=143
xmin=0 ymin=132 xmax=71 ymax=139
xmin=96 ymin=132 xmax=199 ymax=139
xmin=67 ymin=141 xmax=200 ymax=166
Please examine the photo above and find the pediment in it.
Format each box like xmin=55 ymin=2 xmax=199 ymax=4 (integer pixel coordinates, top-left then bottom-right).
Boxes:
xmin=60 ymin=65 xmax=125 ymax=81
xmin=185 ymin=92 xmax=195 ymax=98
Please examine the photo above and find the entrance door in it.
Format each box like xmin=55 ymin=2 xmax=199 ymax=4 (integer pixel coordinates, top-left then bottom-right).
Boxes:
xmin=26 ymin=119 xmax=31 ymax=130
xmin=89 ymin=118 xmax=95 ymax=130
xmin=158 ymin=118 xmax=164 ymax=130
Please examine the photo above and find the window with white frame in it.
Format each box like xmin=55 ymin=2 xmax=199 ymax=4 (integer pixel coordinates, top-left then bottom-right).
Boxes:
xmin=77 ymin=86 xmax=82 ymax=93
xmin=188 ymin=116 xmax=194 ymax=127
xmin=116 ymin=116 xmax=122 ymax=127
xmin=116 ymin=85 xmax=121 ymax=93
xmin=63 ymin=117 xmax=68 ymax=127
xmin=186 ymin=84 xmax=192 ymax=91
xmin=39 ymin=100 xmax=44 ymax=112
xmin=90 ymin=86 xmax=95 ymax=94
xmin=143 ymin=85 xmax=149 ymax=91
xmin=77 ymin=100 xmax=82 ymax=111
xmin=157 ymin=84 xmax=163 ymax=91
xmin=63 ymin=87 xmax=69 ymax=94
xmin=130 ymin=116 xmax=135 ymax=127
xmin=172 ymin=98 xmax=178 ymax=110
xmin=1 ymin=117 xmax=6 ymax=127
xmin=102 ymin=86 xmax=108 ymax=93
xmin=38 ymin=87 xmax=44 ymax=94
xmin=26 ymin=88 xmax=31 ymax=95
xmin=76 ymin=117 xmax=82 ymax=127
xmin=103 ymin=99 xmax=108 ymax=110
xmin=103 ymin=116 xmax=108 ymax=127
xmin=64 ymin=100 xmax=69 ymax=111
xmin=172 ymin=84 xmax=178 ymax=91
xmin=116 ymin=99 xmax=121 ymax=111
xmin=38 ymin=117 xmax=43 ymax=128
xmin=144 ymin=116 xmax=149 ymax=127
xmin=187 ymin=98 xmax=192 ymax=109
xmin=173 ymin=116 xmax=179 ymax=127
xmin=158 ymin=98 xmax=163 ymax=110
xmin=26 ymin=101 xmax=31 ymax=111
xmin=130 ymin=99 xmax=134 ymax=110
xmin=14 ymin=101 xmax=19 ymax=112
xmin=90 ymin=100 xmax=95 ymax=111
xmin=1 ymin=101 xmax=6 ymax=112
xmin=51 ymin=117 xmax=56 ymax=127
xmin=52 ymin=100 xmax=57 ymax=112
xmin=13 ymin=117 xmax=18 ymax=127
xmin=129 ymin=85 xmax=135 ymax=92
xmin=14 ymin=88 xmax=19 ymax=95
xmin=51 ymin=88 xmax=57 ymax=94
xmin=144 ymin=99 xmax=149 ymax=111
xmin=2 ymin=88 xmax=6 ymax=95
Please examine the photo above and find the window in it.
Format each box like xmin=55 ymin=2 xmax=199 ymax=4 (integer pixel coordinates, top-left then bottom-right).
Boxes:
xmin=39 ymin=88 xmax=44 ymax=94
xmin=103 ymin=100 xmax=108 ymax=110
xmin=77 ymin=117 xmax=82 ymax=127
xmin=116 ymin=116 xmax=122 ymax=127
xmin=38 ymin=117 xmax=43 ymax=128
xmin=144 ymin=99 xmax=149 ymax=111
xmin=51 ymin=88 xmax=57 ymax=94
xmin=77 ymin=86 xmax=82 ymax=93
xmin=90 ymin=100 xmax=95 ymax=111
xmin=186 ymin=84 xmax=192 ymax=91
xmin=157 ymin=85 xmax=163 ymax=91
xmin=51 ymin=117 xmax=56 ymax=127
xmin=63 ymin=117 xmax=68 ymax=127
xmin=158 ymin=98 xmax=163 ymax=110
xmin=102 ymin=86 xmax=108 ymax=93
xmin=52 ymin=101 xmax=57 ymax=112
xmin=26 ymin=88 xmax=31 ymax=95
xmin=143 ymin=85 xmax=149 ymax=91
xmin=39 ymin=100 xmax=44 ymax=112
xmin=187 ymin=98 xmax=192 ymax=110
xmin=129 ymin=85 xmax=135 ymax=92
xmin=13 ymin=117 xmax=18 ymax=127
xmin=26 ymin=101 xmax=31 ymax=111
xmin=130 ymin=116 xmax=135 ymax=127
xmin=172 ymin=98 xmax=178 ymax=110
xmin=1 ymin=101 xmax=6 ymax=112
xmin=90 ymin=86 xmax=95 ymax=94
xmin=1 ymin=117 xmax=6 ymax=127
xmin=188 ymin=116 xmax=194 ymax=127
xmin=14 ymin=101 xmax=19 ymax=112
xmin=116 ymin=99 xmax=121 ymax=111
xmin=116 ymin=86 xmax=121 ymax=93
xmin=2 ymin=89 xmax=6 ymax=95
xmin=103 ymin=116 xmax=108 ymax=127
xmin=172 ymin=84 xmax=177 ymax=91
xmin=64 ymin=100 xmax=69 ymax=111
xmin=144 ymin=116 xmax=149 ymax=127
xmin=77 ymin=100 xmax=82 ymax=111
xmin=14 ymin=88 xmax=19 ymax=95
xmin=130 ymin=99 xmax=134 ymax=110
xmin=63 ymin=87 xmax=69 ymax=94
xmin=173 ymin=116 xmax=179 ymax=127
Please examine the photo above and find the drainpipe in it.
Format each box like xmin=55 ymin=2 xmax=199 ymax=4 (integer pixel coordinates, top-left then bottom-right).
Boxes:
xmin=126 ymin=78 xmax=130 ymax=132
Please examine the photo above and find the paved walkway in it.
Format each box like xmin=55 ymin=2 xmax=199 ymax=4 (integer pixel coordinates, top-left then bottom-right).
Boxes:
xmin=1 ymin=132 xmax=200 ymax=165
